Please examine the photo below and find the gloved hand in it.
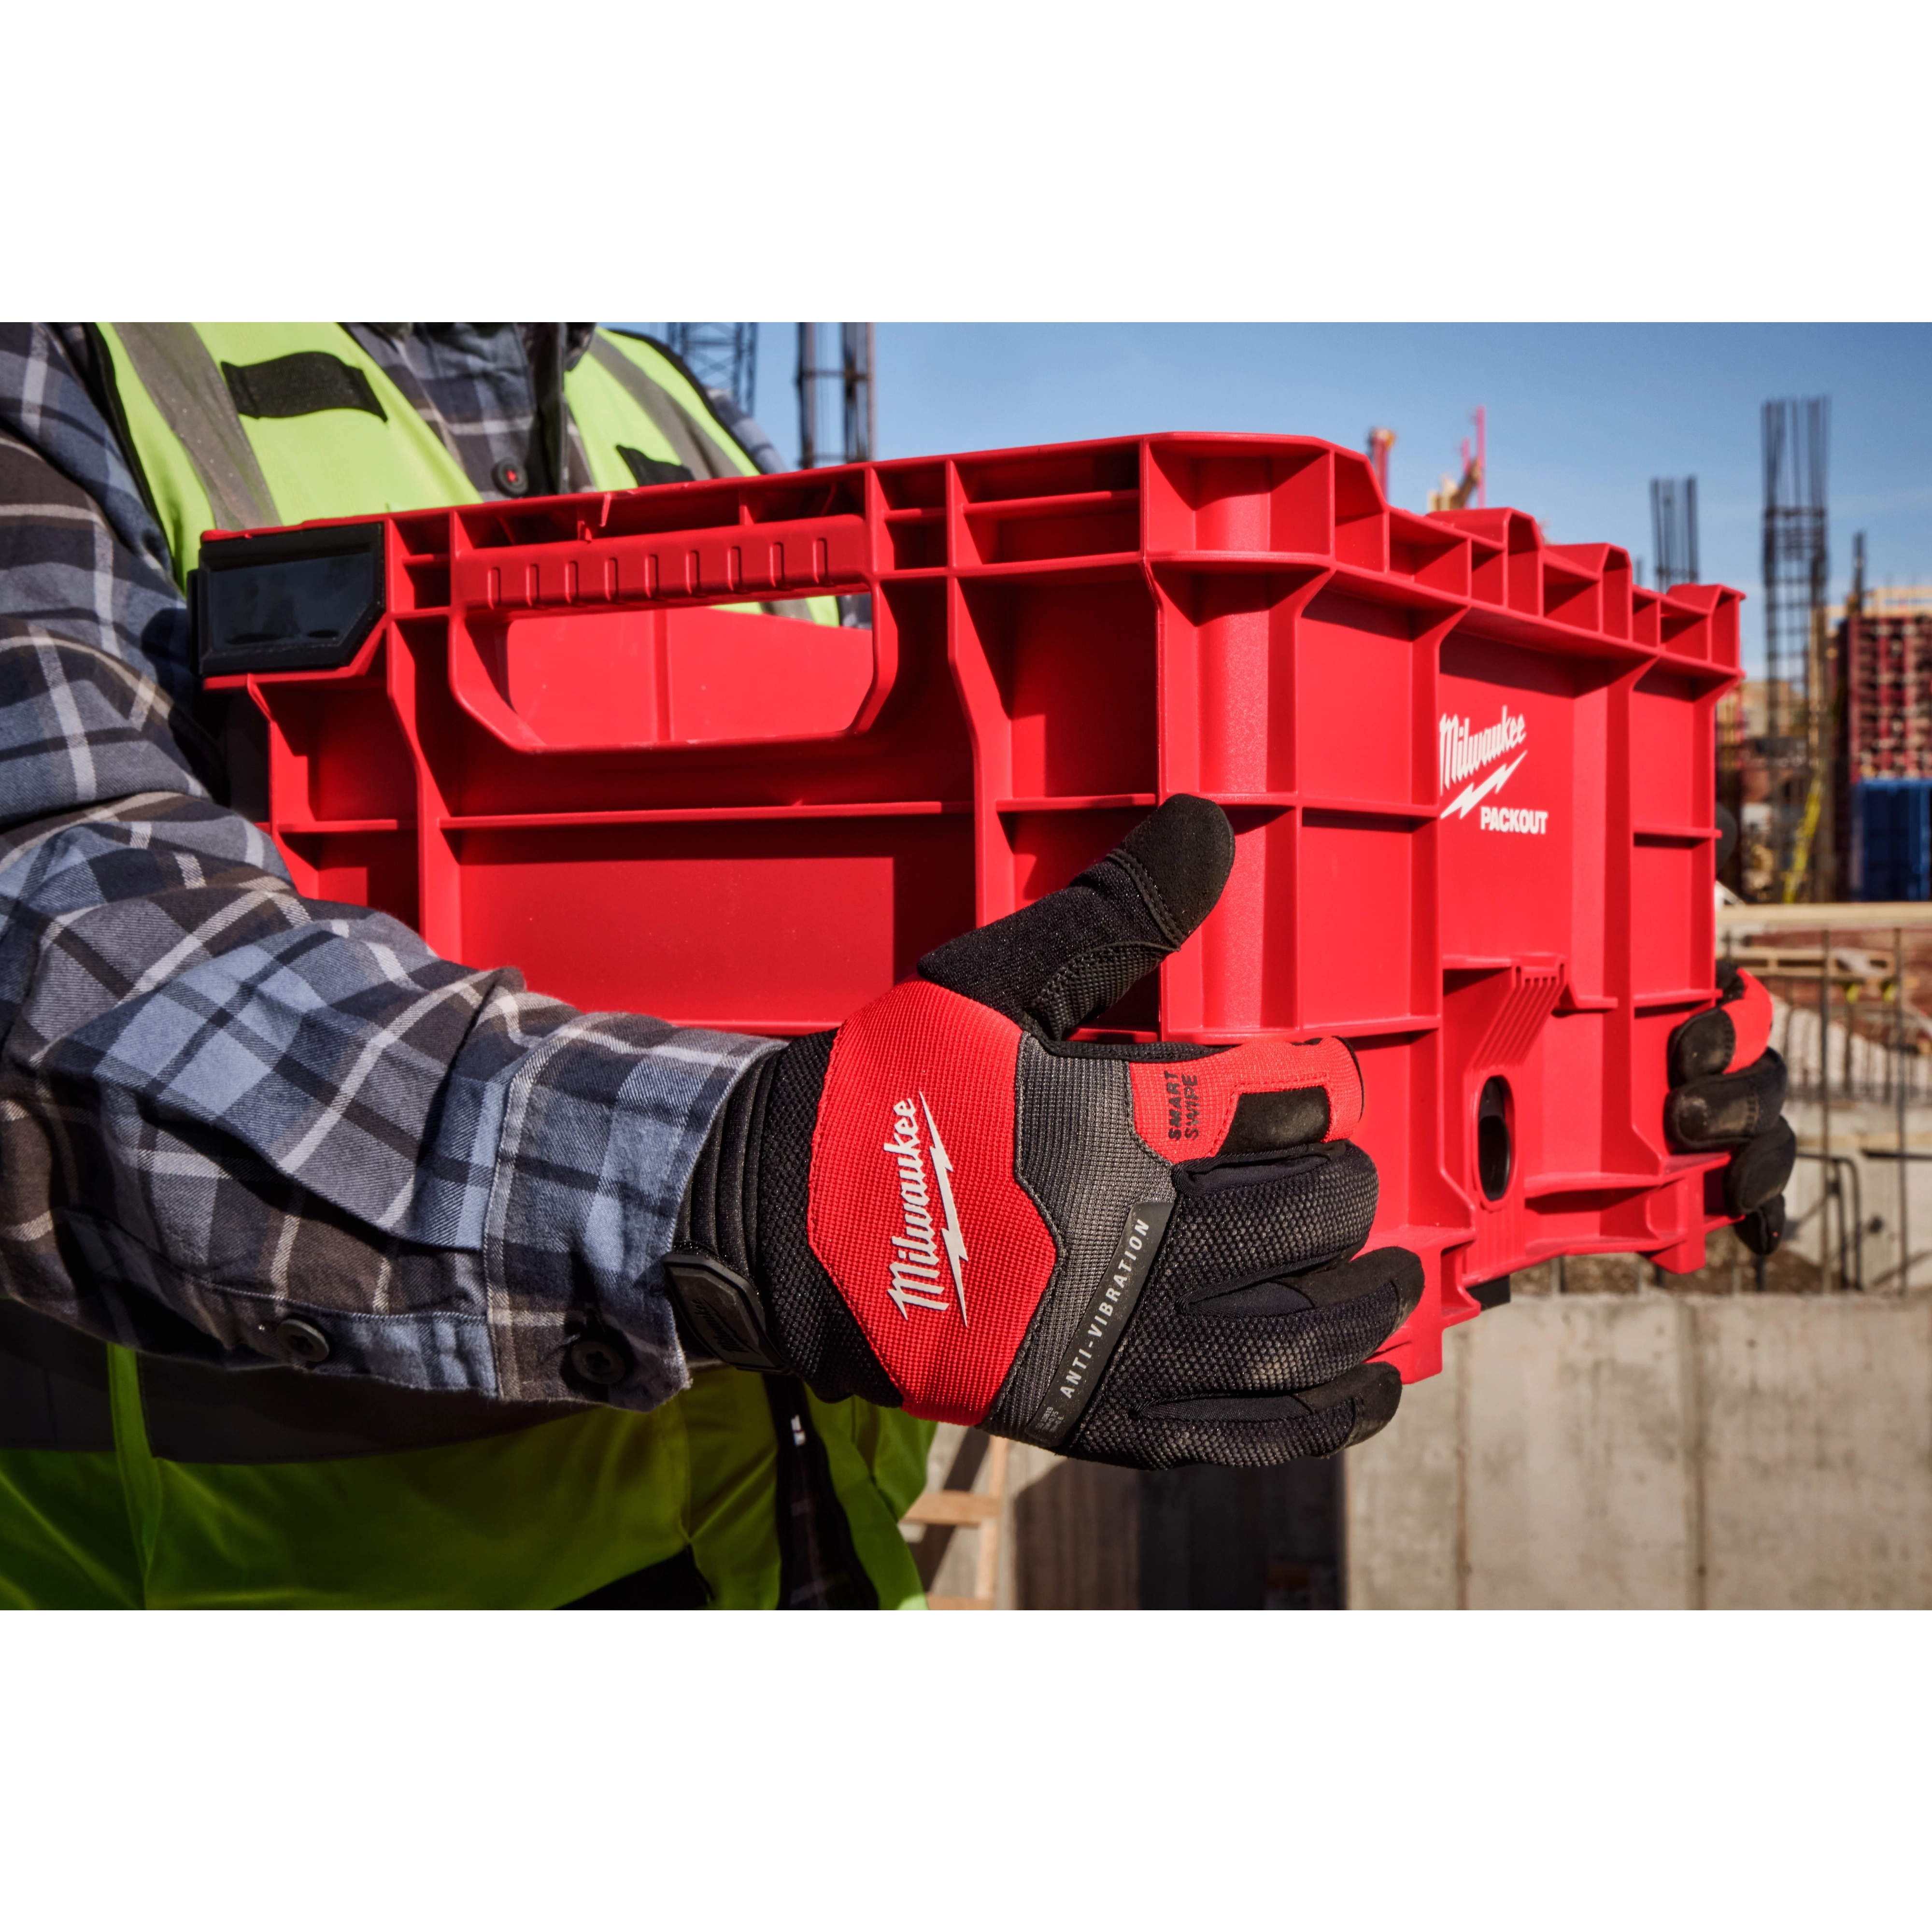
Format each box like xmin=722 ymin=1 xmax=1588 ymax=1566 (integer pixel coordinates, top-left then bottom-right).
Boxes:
xmin=669 ymin=795 xmax=1421 ymax=1469
xmin=1665 ymin=961 xmax=1795 ymax=1254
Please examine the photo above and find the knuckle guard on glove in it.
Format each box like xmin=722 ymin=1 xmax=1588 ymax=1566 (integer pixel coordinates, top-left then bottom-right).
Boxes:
xmin=1665 ymin=1048 xmax=1788 ymax=1147
xmin=670 ymin=795 xmax=1417 ymax=1470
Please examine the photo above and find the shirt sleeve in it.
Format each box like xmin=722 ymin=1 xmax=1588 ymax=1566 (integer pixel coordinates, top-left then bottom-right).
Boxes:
xmin=0 ymin=324 xmax=776 ymax=1412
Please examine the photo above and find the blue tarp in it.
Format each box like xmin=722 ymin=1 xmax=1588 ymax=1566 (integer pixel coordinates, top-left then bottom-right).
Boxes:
xmin=1851 ymin=778 xmax=1932 ymax=901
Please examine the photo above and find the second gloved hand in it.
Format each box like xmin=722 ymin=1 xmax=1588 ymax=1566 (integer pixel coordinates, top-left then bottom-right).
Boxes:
xmin=669 ymin=796 xmax=1421 ymax=1470
xmin=1665 ymin=961 xmax=1796 ymax=1254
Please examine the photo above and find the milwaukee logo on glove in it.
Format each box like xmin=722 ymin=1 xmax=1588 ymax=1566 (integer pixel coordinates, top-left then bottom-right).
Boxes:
xmin=882 ymin=1096 xmax=969 ymax=1323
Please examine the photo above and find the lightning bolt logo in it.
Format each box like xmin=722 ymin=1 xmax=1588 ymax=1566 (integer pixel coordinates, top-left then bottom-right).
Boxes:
xmin=919 ymin=1093 xmax=970 ymax=1327
xmin=1444 ymin=751 xmax=1525 ymax=820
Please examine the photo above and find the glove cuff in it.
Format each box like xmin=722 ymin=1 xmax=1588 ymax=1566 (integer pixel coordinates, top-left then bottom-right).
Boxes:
xmin=668 ymin=1034 xmax=905 ymax=1408
xmin=668 ymin=1052 xmax=787 ymax=1372
xmin=676 ymin=1047 xmax=779 ymax=1282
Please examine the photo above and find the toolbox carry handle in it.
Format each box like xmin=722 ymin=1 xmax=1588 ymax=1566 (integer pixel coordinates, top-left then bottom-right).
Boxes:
xmin=448 ymin=598 xmax=897 ymax=755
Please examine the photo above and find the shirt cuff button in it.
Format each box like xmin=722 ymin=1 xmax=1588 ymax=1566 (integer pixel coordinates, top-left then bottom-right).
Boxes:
xmin=274 ymin=1317 xmax=331 ymax=1366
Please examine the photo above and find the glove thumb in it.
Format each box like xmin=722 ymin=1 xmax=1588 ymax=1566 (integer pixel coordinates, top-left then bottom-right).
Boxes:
xmin=917 ymin=795 xmax=1235 ymax=1039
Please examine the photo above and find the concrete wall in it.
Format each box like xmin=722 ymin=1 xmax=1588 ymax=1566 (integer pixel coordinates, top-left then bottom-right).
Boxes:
xmin=904 ymin=1005 xmax=1932 ymax=1607
xmin=905 ymin=1289 xmax=1932 ymax=1610
xmin=1346 ymin=1291 xmax=1932 ymax=1609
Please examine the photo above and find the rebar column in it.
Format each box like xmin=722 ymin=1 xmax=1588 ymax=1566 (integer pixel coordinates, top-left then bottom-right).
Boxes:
xmin=1821 ymin=925 xmax=1833 ymax=1291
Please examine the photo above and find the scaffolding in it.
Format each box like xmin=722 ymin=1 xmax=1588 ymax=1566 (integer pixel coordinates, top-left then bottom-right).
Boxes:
xmin=655 ymin=325 xmax=758 ymax=415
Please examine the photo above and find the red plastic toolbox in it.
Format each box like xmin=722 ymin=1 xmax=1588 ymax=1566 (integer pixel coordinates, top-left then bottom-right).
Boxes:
xmin=199 ymin=434 xmax=1744 ymax=1382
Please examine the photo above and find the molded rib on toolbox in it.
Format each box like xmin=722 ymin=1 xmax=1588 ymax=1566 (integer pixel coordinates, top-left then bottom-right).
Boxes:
xmin=199 ymin=433 xmax=1744 ymax=1382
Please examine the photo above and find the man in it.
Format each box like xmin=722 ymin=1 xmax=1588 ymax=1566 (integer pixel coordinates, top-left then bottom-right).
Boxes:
xmin=0 ymin=324 xmax=1795 ymax=1607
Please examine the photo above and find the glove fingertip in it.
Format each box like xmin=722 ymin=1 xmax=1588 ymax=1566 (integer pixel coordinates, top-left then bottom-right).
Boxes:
xmin=1111 ymin=794 xmax=1235 ymax=944
xmin=1341 ymin=1363 xmax=1403 ymax=1447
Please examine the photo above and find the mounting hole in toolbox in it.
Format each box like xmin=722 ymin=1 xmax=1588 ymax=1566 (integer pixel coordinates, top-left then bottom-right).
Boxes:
xmin=1477 ymin=1077 xmax=1513 ymax=1202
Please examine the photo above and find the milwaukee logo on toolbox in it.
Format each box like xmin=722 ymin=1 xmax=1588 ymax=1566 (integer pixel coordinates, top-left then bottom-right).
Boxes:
xmin=882 ymin=1096 xmax=969 ymax=1322
xmin=1439 ymin=705 xmax=1547 ymax=836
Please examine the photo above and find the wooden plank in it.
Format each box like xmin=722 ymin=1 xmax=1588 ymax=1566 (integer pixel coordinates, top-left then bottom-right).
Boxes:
xmin=910 ymin=1433 xmax=1011 ymax=1609
xmin=974 ymin=1437 xmax=1010 ymax=1602
xmin=904 ymin=1491 xmax=1001 ymax=1526
xmin=1719 ymin=902 xmax=1932 ymax=933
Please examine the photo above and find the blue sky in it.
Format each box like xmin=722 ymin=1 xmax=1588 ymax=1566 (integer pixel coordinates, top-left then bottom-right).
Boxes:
xmin=744 ymin=324 xmax=1932 ymax=678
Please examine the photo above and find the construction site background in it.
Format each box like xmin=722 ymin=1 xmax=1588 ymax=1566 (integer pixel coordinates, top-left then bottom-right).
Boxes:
xmin=903 ymin=969 xmax=1932 ymax=1609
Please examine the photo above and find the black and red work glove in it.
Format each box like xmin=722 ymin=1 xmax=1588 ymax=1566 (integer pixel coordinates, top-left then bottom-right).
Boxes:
xmin=668 ymin=796 xmax=1420 ymax=1469
xmin=1665 ymin=961 xmax=1795 ymax=1254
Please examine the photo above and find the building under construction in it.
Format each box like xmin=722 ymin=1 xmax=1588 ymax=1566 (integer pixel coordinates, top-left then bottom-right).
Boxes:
xmin=1722 ymin=581 xmax=1932 ymax=901
xmin=1842 ymin=580 xmax=1932 ymax=781
xmin=1832 ymin=576 xmax=1932 ymax=899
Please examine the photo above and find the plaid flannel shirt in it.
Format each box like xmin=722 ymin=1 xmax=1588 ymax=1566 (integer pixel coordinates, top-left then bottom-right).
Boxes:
xmin=0 ymin=323 xmax=777 ymax=1412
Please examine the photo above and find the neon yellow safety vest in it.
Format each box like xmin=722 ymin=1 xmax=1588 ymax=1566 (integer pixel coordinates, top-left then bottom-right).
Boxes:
xmin=0 ymin=325 xmax=927 ymax=1610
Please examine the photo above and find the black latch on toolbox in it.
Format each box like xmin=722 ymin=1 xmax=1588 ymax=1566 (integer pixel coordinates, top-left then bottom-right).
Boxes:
xmin=192 ymin=523 xmax=386 ymax=679
xmin=664 ymin=1253 xmax=786 ymax=1374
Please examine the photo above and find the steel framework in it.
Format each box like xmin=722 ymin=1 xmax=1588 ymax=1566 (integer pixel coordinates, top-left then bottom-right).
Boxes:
xmin=1649 ymin=476 xmax=1699 ymax=591
xmin=796 ymin=323 xmax=875 ymax=469
xmin=1762 ymin=398 xmax=1832 ymax=896
xmin=1763 ymin=398 xmax=1830 ymax=742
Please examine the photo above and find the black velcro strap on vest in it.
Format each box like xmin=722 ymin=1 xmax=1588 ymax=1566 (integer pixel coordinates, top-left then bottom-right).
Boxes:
xmin=221 ymin=352 xmax=387 ymax=423
xmin=616 ymin=446 xmax=694 ymax=488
